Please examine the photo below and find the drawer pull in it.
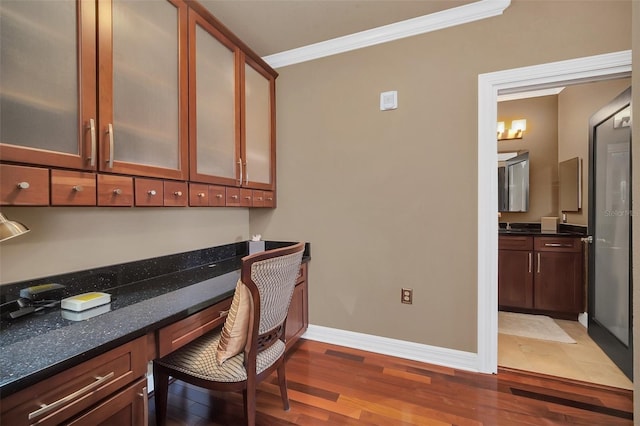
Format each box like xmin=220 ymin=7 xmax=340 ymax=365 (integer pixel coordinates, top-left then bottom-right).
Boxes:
xmin=544 ymin=243 xmax=573 ymax=248
xmin=215 ymin=194 xmax=223 ymax=199
xmin=148 ymin=190 xmax=157 ymax=196
xmin=113 ymin=188 xmax=122 ymax=195
xmin=528 ymin=252 xmax=532 ymax=273
xmin=17 ymin=182 xmax=30 ymax=190
xmin=28 ymin=371 xmax=115 ymax=420
xmin=72 ymin=185 xmax=83 ymax=192
xmin=197 ymin=192 xmax=206 ymax=198
xmin=257 ymin=197 xmax=263 ymax=201
xmin=231 ymin=195 xmax=238 ymax=200
xmin=537 ymin=253 xmax=541 ymax=273
xmin=244 ymin=196 xmax=251 ymax=200
xmin=173 ymin=191 xmax=182 ymax=197
xmin=266 ymin=197 xmax=273 ymax=201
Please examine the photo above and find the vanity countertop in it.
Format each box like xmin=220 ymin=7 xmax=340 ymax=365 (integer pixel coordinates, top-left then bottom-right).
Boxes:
xmin=498 ymin=223 xmax=587 ymax=237
xmin=0 ymin=241 xmax=310 ymax=397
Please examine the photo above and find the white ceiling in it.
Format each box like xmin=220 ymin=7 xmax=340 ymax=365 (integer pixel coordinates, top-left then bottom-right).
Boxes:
xmin=198 ymin=0 xmax=474 ymax=57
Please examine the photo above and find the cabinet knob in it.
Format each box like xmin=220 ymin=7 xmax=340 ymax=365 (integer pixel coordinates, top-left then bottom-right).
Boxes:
xmin=173 ymin=191 xmax=182 ymax=197
xmin=231 ymin=195 xmax=238 ymax=200
xmin=148 ymin=190 xmax=157 ymax=196
xmin=197 ymin=192 xmax=206 ymax=198
xmin=244 ymin=196 xmax=251 ymax=200
xmin=113 ymin=188 xmax=122 ymax=195
xmin=257 ymin=197 xmax=263 ymax=201
xmin=267 ymin=197 xmax=273 ymax=201
xmin=216 ymin=194 xmax=223 ymax=199
xmin=72 ymin=185 xmax=83 ymax=192
xmin=17 ymin=182 xmax=30 ymax=190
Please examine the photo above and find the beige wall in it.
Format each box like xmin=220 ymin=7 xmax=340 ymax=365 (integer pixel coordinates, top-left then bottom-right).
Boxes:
xmin=498 ymin=96 xmax=558 ymax=223
xmin=631 ymin=0 xmax=639 ymax=415
xmin=0 ymin=208 xmax=249 ymax=284
xmin=250 ymin=0 xmax=631 ymax=353
xmin=558 ymin=78 xmax=632 ymax=226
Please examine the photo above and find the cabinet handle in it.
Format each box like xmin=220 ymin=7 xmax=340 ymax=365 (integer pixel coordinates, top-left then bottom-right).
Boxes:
xmin=238 ymin=158 xmax=243 ymax=186
xmin=544 ymin=243 xmax=573 ymax=248
xmin=148 ymin=190 xmax=157 ymax=196
xmin=537 ymin=252 xmax=541 ymax=273
xmin=28 ymin=371 xmax=115 ymax=420
xmin=139 ymin=386 xmax=149 ymax=426
xmin=113 ymin=188 xmax=122 ymax=195
xmin=106 ymin=123 xmax=114 ymax=168
xmin=72 ymin=185 xmax=83 ymax=192
xmin=17 ymin=182 xmax=30 ymax=190
xmin=88 ymin=118 xmax=96 ymax=167
xmin=528 ymin=252 xmax=532 ymax=273
xmin=244 ymin=162 xmax=248 ymax=185
xmin=173 ymin=191 xmax=182 ymax=197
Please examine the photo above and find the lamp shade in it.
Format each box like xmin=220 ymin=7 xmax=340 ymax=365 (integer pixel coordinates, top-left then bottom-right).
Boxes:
xmin=0 ymin=213 xmax=30 ymax=242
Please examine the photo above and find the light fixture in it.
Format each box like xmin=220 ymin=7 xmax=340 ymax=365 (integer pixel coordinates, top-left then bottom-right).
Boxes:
xmin=0 ymin=213 xmax=30 ymax=242
xmin=497 ymin=119 xmax=527 ymax=140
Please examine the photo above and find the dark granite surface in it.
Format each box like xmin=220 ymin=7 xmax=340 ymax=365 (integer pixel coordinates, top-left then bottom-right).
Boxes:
xmin=0 ymin=241 xmax=310 ymax=397
xmin=498 ymin=222 xmax=587 ymax=237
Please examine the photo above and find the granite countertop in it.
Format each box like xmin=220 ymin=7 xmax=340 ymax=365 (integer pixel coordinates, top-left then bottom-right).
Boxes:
xmin=0 ymin=241 xmax=310 ymax=398
xmin=498 ymin=223 xmax=587 ymax=237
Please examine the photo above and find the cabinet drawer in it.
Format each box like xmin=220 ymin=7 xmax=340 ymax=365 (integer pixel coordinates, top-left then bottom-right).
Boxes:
xmin=189 ymin=183 xmax=209 ymax=206
xmin=134 ymin=178 xmax=163 ymax=206
xmin=0 ymin=336 xmax=146 ymax=426
xmin=0 ymin=164 xmax=49 ymax=206
xmin=499 ymin=235 xmax=533 ymax=251
xmin=97 ymin=174 xmax=134 ymax=206
xmin=240 ymin=188 xmax=253 ymax=207
xmin=535 ymin=237 xmax=582 ymax=252
xmin=51 ymin=170 xmax=96 ymax=206
xmin=263 ymin=191 xmax=275 ymax=208
xmin=252 ymin=190 xmax=265 ymax=207
xmin=209 ymin=185 xmax=226 ymax=207
xmin=163 ymin=181 xmax=188 ymax=207
xmin=157 ymin=298 xmax=232 ymax=357
xmin=226 ymin=187 xmax=241 ymax=207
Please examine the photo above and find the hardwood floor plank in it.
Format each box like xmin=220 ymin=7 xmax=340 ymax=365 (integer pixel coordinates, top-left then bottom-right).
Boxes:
xmin=150 ymin=339 xmax=633 ymax=425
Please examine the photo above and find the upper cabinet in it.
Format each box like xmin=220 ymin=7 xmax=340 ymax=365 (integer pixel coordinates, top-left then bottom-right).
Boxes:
xmin=0 ymin=0 xmax=97 ymax=170
xmin=98 ymin=0 xmax=189 ymax=180
xmin=0 ymin=0 xmax=277 ymax=206
xmin=242 ymin=56 xmax=275 ymax=190
xmin=188 ymin=8 xmax=275 ymax=191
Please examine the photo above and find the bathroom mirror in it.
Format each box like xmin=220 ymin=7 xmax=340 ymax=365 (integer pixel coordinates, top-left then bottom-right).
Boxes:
xmin=559 ymin=157 xmax=582 ymax=212
xmin=498 ymin=151 xmax=529 ymax=212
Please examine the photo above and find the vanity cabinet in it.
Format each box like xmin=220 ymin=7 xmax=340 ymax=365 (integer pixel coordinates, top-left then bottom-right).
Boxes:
xmin=285 ymin=262 xmax=309 ymax=350
xmin=0 ymin=336 xmax=147 ymax=426
xmin=499 ymin=235 xmax=584 ymax=315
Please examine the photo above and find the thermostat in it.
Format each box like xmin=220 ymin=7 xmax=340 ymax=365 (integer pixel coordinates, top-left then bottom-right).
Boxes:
xmin=380 ymin=91 xmax=398 ymax=111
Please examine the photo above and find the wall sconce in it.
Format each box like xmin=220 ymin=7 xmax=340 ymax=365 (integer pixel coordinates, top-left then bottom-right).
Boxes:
xmin=497 ymin=119 xmax=527 ymax=140
xmin=0 ymin=213 xmax=30 ymax=242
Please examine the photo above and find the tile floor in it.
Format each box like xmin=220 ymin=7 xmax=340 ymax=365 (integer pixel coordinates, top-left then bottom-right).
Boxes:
xmin=498 ymin=317 xmax=633 ymax=390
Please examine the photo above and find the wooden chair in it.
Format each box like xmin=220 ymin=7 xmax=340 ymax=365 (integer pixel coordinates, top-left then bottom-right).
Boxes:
xmin=153 ymin=242 xmax=305 ymax=426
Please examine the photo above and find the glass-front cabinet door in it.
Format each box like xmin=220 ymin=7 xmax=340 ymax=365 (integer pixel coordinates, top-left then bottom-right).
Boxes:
xmin=188 ymin=9 xmax=240 ymax=186
xmin=97 ymin=0 xmax=188 ymax=180
xmin=0 ymin=0 xmax=97 ymax=170
xmin=242 ymin=57 xmax=275 ymax=190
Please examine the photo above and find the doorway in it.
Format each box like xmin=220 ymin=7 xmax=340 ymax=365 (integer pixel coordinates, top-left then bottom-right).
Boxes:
xmin=475 ymin=50 xmax=632 ymax=375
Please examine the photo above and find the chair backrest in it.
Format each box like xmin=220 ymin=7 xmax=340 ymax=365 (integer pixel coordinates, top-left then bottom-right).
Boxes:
xmin=241 ymin=242 xmax=305 ymax=354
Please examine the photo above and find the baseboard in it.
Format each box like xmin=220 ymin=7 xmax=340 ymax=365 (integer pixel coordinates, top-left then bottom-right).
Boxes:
xmin=303 ymin=324 xmax=480 ymax=372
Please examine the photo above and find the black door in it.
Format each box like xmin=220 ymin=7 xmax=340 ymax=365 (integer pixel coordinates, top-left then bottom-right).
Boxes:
xmin=588 ymin=86 xmax=632 ymax=379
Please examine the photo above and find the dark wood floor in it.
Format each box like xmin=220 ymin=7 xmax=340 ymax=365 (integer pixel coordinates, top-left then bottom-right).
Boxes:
xmin=149 ymin=339 xmax=633 ymax=425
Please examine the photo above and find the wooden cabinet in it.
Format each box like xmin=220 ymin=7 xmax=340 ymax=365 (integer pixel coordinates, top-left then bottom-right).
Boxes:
xmin=499 ymin=235 xmax=584 ymax=315
xmin=0 ymin=336 xmax=147 ymax=426
xmin=498 ymin=236 xmax=533 ymax=309
xmin=285 ymin=263 xmax=309 ymax=350
xmin=0 ymin=0 xmax=97 ymax=171
xmin=97 ymin=0 xmax=189 ymax=180
xmin=51 ymin=170 xmax=97 ymax=206
xmin=1 ymin=0 xmax=277 ymax=208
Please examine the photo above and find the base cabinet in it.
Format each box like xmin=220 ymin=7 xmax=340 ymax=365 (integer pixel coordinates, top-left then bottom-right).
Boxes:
xmin=499 ymin=235 xmax=584 ymax=315
xmin=285 ymin=263 xmax=308 ymax=350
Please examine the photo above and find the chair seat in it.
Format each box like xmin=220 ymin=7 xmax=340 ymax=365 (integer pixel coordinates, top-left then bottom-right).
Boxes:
xmin=155 ymin=329 xmax=285 ymax=383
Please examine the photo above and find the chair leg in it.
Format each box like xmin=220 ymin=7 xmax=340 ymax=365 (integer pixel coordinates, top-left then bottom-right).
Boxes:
xmin=245 ymin=381 xmax=257 ymax=426
xmin=277 ymin=361 xmax=290 ymax=411
xmin=153 ymin=363 xmax=169 ymax=426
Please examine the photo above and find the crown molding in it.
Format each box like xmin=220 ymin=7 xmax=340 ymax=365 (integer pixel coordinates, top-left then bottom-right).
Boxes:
xmin=263 ymin=0 xmax=511 ymax=69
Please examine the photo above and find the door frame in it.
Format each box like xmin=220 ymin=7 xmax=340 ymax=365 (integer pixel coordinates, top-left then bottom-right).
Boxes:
xmin=476 ymin=50 xmax=632 ymax=374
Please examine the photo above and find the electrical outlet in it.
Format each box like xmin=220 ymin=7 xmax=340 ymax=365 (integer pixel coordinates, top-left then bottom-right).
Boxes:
xmin=401 ymin=288 xmax=413 ymax=304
